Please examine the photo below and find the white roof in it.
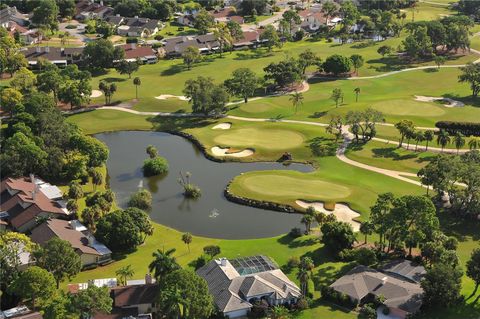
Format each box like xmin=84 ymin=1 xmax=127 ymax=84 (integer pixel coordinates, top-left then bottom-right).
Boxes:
xmin=69 ymin=219 xmax=87 ymax=232
xmin=39 ymin=184 xmax=63 ymax=199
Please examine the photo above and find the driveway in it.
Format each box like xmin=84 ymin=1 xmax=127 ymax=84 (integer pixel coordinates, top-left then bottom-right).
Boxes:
xmin=59 ymin=21 xmax=88 ymax=44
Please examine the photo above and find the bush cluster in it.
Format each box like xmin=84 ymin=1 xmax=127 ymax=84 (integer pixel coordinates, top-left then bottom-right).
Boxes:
xmin=143 ymin=156 xmax=169 ymax=177
xmin=435 ymin=121 xmax=480 ymax=137
xmin=321 ymin=286 xmax=356 ymax=307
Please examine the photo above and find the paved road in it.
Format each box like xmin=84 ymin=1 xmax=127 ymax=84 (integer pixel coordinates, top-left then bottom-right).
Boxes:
xmin=58 ymin=21 xmax=88 ymax=44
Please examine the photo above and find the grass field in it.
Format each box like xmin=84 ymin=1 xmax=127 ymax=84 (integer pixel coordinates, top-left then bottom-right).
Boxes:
xmin=345 ymin=140 xmax=436 ymax=174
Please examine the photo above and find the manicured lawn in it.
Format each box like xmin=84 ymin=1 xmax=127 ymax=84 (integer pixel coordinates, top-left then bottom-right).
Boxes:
xmin=66 ymin=110 xmax=154 ymax=134
xmin=230 ymin=68 xmax=480 ymax=127
xmin=157 ymin=21 xmax=198 ymax=37
xmin=345 ymin=140 xmax=436 ymax=174
xmin=401 ymin=2 xmax=453 ymax=21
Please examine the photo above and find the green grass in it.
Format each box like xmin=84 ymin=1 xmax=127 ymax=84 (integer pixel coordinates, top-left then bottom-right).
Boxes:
xmin=66 ymin=110 xmax=154 ymax=134
xmin=230 ymin=67 xmax=480 ymax=127
xmin=402 ymin=2 xmax=453 ymax=21
xmin=157 ymin=21 xmax=198 ymax=38
xmin=345 ymin=140 xmax=436 ymax=174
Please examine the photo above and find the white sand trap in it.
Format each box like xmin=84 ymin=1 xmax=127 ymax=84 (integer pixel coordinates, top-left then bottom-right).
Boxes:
xmin=211 ymin=146 xmax=253 ymax=157
xmin=90 ymin=90 xmax=103 ymax=98
xmin=155 ymin=94 xmax=190 ymax=101
xmin=296 ymin=200 xmax=361 ymax=232
xmin=212 ymin=123 xmax=232 ymax=130
xmin=414 ymin=95 xmax=464 ymax=107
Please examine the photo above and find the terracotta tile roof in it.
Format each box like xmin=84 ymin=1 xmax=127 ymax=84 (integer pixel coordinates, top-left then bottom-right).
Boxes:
xmin=111 ymin=284 xmax=159 ymax=307
xmin=210 ymin=7 xmax=237 ymax=19
xmin=30 ymin=219 xmax=101 ymax=255
xmin=120 ymin=44 xmax=155 ymax=59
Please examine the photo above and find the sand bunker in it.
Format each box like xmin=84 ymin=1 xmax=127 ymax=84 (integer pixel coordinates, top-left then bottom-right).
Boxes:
xmin=155 ymin=94 xmax=190 ymax=101
xmin=211 ymin=146 xmax=254 ymax=157
xmin=296 ymin=200 xmax=361 ymax=232
xmin=212 ymin=123 xmax=232 ymax=130
xmin=90 ymin=90 xmax=103 ymax=98
xmin=414 ymin=95 xmax=464 ymax=107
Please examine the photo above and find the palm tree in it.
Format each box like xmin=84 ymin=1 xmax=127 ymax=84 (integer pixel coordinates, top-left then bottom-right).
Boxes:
xmin=315 ymin=211 xmax=327 ymax=227
xmin=182 ymin=232 xmax=193 ymax=253
xmin=359 ymin=220 xmax=374 ymax=244
xmin=148 ymin=248 xmax=180 ymax=282
xmin=90 ymin=170 xmax=103 ymax=191
xmin=290 ymin=91 xmax=304 ymax=114
xmin=436 ymin=129 xmax=451 ymax=152
xmin=424 ymin=130 xmax=434 ymax=151
xmin=469 ymin=137 xmax=480 ymax=150
xmin=405 ymin=128 xmax=415 ymax=150
xmin=454 ymin=132 xmax=465 ymax=154
xmin=115 ymin=265 xmax=135 ymax=286
xmin=297 ymin=267 xmax=310 ymax=296
xmin=300 ymin=214 xmax=314 ymax=234
xmin=414 ymin=131 xmax=425 ymax=152
xmin=133 ymin=77 xmax=141 ymax=100
xmin=354 ymin=87 xmax=360 ymax=102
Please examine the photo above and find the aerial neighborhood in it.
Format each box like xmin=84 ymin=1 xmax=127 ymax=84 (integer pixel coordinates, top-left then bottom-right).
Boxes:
xmin=1 ymin=0 xmax=480 ymax=318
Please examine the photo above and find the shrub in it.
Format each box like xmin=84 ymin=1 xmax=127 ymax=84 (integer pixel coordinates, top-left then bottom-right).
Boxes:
xmin=354 ymin=247 xmax=377 ymax=266
xmin=338 ymin=249 xmax=356 ymax=261
xmin=435 ymin=121 xmax=480 ymax=137
xmin=126 ymin=37 xmax=138 ymax=43
xmin=128 ymin=189 xmax=152 ymax=211
xmin=294 ymin=29 xmax=305 ymax=41
xmin=287 ymin=256 xmax=300 ymax=269
xmin=193 ymin=254 xmax=209 ymax=270
xmin=382 ymin=306 xmax=390 ymax=315
xmin=65 ymin=24 xmax=77 ymax=29
xmin=360 ymin=304 xmax=377 ymax=319
xmin=143 ymin=156 xmax=169 ymax=176
xmin=289 ymin=227 xmax=303 ymax=238
xmin=296 ymin=297 xmax=309 ymax=310
xmin=154 ymin=34 xmax=164 ymax=41
xmin=203 ymin=245 xmax=221 ymax=257
xmin=183 ymin=183 xmax=201 ymax=198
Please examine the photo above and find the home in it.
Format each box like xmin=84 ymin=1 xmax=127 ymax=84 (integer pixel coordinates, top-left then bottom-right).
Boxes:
xmin=210 ymin=7 xmax=244 ymax=24
xmin=0 ymin=176 xmax=72 ymax=233
xmin=117 ymin=44 xmax=158 ymax=64
xmin=298 ymin=9 xmax=327 ymax=32
xmin=175 ymin=10 xmax=199 ymax=27
xmin=330 ymin=262 xmax=425 ymax=319
xmin=0 ymin=306 xmax=42 ymax=319
xmin=7 ymin=22 xmax=42 ymax=45
xmin=30 ymin=219 xmax=112 ymax=268
xmin=114 ymin=16 xmax=160 ymax=38
xmin=197 ymin=255 xmax=301 ymax=318
xmin=160 ymin=34 xmax=219 ymax=57
xmin=232 ymin=29 xmax=267 ymax=50
xmin=75 ymin=0 xmax=113 ymax=21
xmin=21 ymin=46 xmax=84 ymax=68
xmin=0 ymin=6 xmax=29 ymax=28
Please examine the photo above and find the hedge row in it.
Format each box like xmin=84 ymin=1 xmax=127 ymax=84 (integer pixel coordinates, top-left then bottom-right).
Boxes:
xmin=435 ymin=121 xmax=480 ymax=137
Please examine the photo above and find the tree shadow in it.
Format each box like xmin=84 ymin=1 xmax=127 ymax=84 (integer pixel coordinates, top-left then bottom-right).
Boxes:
xmin=102 ymin=77 xmax=127 ymax=83
xmin=309 ymin=111 xmax=328 ymax=119
xmin=160 ymin=64 xmax=185 ymax=76
xmin=438 ymin=210 xmax=480 ymax=242
xmin=149 ymin=116 xmax=214 ymax=131
xmin=276 ymin=234 xmax=318 ymax=249
xmin=234 ymin=49 xmax=271 ymax=60
xmin=371 ymin=147 xmax=418 ymax=161
xmin=443 ymin=93 xmax=480 ymax=108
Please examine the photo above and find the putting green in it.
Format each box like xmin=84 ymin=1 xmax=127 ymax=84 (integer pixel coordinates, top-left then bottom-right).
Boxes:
xmin=238 ymin=173 xmax=352 ymax=199
xmin=213 ymin=128 xmax=305 ymax=150
xmin=371 ymin=99 xmax=446 ymax=117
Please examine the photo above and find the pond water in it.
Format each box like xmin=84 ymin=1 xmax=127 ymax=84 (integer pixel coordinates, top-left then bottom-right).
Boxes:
xmin=95 ymin=131 xmax=313 ymax=239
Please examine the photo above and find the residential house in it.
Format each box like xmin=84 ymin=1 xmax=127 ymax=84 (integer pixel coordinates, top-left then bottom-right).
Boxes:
xmin=113 ymin=16 xmax=160 ymax=38
xmin=330 ymin=263 xmax=425 ymax=319
xmin=232 ymin=29 xmax=267 ymax=50
xmin=21 ymin=46 xmax=84 ymax=67
xmin=210 ymin=7 xmax=244 ymax=24
xmin=75 ymin=0 xmax=113 ymax=21
xmin=7 ymin=22 xmax=42 ymax=45
xmin=30 ymin=219 xmax=112 ymax=268
xmin=0 ymin=306 xmax=42 ymax=319
xmin=175 ymin=10 xmax=199 ymax=27
xmin=197 ymin=256 xmax=301 ymax=318
xmin=117 ymin=44 xmax=158 ymax=64
xmin=0 ymin=176 xmax=72 ymax=233
xmin=0 ymin=6 xmax=29 ymax=28
xmin=160 ymin=34 xmax=219 ymax=57
xmin=68 ymin=278 xmax=118 ymax=293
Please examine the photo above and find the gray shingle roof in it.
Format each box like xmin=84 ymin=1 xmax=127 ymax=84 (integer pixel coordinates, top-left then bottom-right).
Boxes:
xmin=197 ymin=257 xmax=301 ymax=314
xmin=381 ymin=259 xmax=426 ymax=283
xmin=330 ymin=265 xmax=424 ymax=314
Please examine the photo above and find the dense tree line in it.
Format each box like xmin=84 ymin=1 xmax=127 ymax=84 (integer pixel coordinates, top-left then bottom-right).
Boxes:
xmin=113 ymin=0 xmax=178 ymax=21
xmin=418 ymin=150 xmax=480 ymax=218
xmin=1 ymin=91 xmax=107 ymax=181
xmin=402 ymin=16 xmax=473 ymax=59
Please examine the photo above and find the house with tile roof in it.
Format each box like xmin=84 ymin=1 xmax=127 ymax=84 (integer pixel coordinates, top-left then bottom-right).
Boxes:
xmin=21 ymin=46 xmax=84 ymax=68
xmin=111 ymin=16 xmax=160 ymax=38
xmin=0 ymin=6 xmax=29 ymax=28
xmin=117 ymin=44 xmax=158 ymax=64
xmin=30 ymin=219 xmax=112 ymax=268
xmin=197 ymin=256 xmax=301 ymax=318
xmin=330 ymin=264 xmax=424 ymax=319
xmin=160 ymin=34 xmax=220 ymax=57
xmin=210 ymin=7 xmax=244 ymax=24
xmin=0 ymin=176 xmax=72 ymax=233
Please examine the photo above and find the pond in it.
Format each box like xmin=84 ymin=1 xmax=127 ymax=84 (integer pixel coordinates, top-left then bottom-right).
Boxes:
xmin=95 ymin=131 xmax=313 ymax=239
